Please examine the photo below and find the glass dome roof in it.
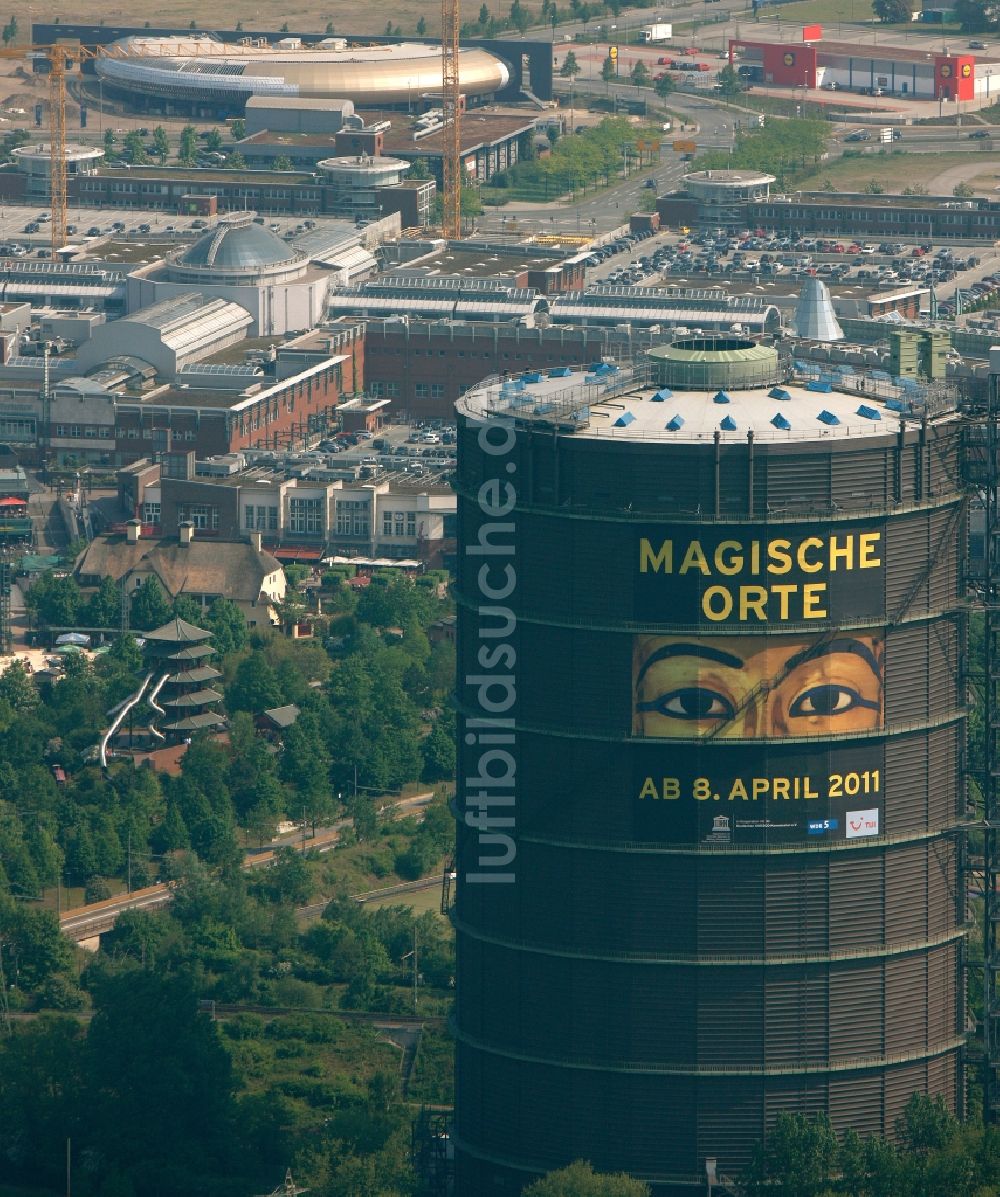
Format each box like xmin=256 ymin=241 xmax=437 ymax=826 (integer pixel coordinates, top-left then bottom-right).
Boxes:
xmin=178 ymin=216 xmax=300 ymax=271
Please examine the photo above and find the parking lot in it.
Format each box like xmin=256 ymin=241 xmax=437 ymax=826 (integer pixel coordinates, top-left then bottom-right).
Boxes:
xmin=252 ymin=421 xmax=459 ymax=487
xmin=0 ymin=207 xmax=344 ymax=255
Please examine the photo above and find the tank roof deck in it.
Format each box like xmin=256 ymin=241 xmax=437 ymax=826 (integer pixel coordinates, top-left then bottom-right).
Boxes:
xmin=458 ymin=365 xmax=957 ymax=444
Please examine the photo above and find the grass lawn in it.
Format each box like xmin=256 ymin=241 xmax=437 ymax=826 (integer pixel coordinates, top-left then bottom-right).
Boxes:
xmin=755 ymin=0 xmax=874 ymax=22
xmin=364 ymin=885 xmax=446 ymax=916
xmin=796 ymin=150 xmax=986 ymax=192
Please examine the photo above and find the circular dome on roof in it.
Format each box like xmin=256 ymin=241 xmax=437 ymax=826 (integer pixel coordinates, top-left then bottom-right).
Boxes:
xmin=168 ymin=213 xmax=307 ymax=285
xmin=180 ymin=214 xmax=299 ymax=269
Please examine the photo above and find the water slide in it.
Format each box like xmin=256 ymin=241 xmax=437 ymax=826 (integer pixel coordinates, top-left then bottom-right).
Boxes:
xmin=99 ymin=672 xmax=153 ymax=768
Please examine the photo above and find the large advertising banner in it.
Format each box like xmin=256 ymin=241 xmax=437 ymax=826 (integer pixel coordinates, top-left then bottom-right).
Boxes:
xmin=631 ymin=738 xmax=885 ymax=844
xmin=631 ymin=522 xmax=887 ymax=844
xmin=634 ymin=523 xmax=886 ymax=627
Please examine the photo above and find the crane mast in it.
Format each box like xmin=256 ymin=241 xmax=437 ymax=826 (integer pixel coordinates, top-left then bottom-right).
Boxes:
xmin=47 ymin=48 xmax=68 ymax=250
xmin=441 ymin=0 xmax=462 ymax=239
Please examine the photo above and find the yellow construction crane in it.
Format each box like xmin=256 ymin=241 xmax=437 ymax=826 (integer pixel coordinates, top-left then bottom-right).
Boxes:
xmin=440 ymin=0 xmax=462 ymax=240
xmin=0 ymin=44 xmax=85 ymax=249
xmin=0 ymin=42 xmax=137 ymax=250
xmin=0 ymin=39 xmax=208 ymax=250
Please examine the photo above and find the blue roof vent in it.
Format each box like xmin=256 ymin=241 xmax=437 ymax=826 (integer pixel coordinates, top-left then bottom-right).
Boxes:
xmin=769 ymin=387 xmax=791 ymax=400
xmin=771 ymin=412 xmax=792 ymax=431
xmin=666 ymin=415 xmax=685 ymax=431
xmin=712 ymin=389 xmax=731 ymax=405
xmin=521 ymin=372 xmax=543 ymax=384
xmin=817 ymin=409 xmax=840 ymax=426
xmin=885 ymin=398 xmax=905 ymax=412
xmin=807 ymin=379 xmax=833 ymax=393
xmin=856 ymin=404 xmax=881 ymax=420
xmin=548 ymin=366 xmax=573 ymax=378
xmin=719 ymin=415 xmax=738 ymax=431
xmin=613 ymin=411 xmax=636 ymax=427
xmin=651 ymin=387 xmax=673 ymax=402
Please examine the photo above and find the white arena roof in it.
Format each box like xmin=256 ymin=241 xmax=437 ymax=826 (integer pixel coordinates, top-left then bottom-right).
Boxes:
xmin=95 ymin=35 xmax=510 ymax=106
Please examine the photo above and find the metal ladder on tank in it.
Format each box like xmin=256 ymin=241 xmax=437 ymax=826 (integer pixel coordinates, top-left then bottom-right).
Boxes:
xmin=972 ymin=368 xmax=1000 ymax=1115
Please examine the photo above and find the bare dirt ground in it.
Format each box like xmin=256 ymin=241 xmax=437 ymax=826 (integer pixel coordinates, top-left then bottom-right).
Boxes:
xmin=26 ymin=0 xmax=443 ymax=37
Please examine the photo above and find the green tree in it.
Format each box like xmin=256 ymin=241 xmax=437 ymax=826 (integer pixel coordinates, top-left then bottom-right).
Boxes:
xmin=130 ymin=577 xmax=171 ymax=631
xmin=84 ymin=971 xmax=237 ymax=1183
xmin=26 ymin=571 xmax=82 ymax=627
xmin=630 ymin=61 xmax=651 ymax=87
xmin=325 ymin=21 xmax=335 ymax=34
xmin=204 ymin=128 xmax=223 ymax=152
xmin=654 ymin=72 xmax=675 ymax=98
xmin=262 ymin=846 xmax=314 ymax=904
xmin=0 ymin=1015 xmax=85 ymax=1187
xmin=954 ymin=181 xmax=975 ymax=198
xmin=178 ymin=124 xmax=198 ymax=164
xmin=273 ymin=155 xmax=293 ymax=170
xmin=227 ymin=150 xmax=246 ymax=170
xmin=1 ymin=904 xmax=74 ymax=993
xmin=744 ymin=1112 xmax=839 ymax=1197
xmin=172 ymin=594 xmax=203 ymax=625
xmin=416 ymin=16 xmax=427 ymax=34
xmin=510 ymin=0 xmax=531 ymax=32
xmin=873 ymin=0 xmax=912 ymax=19
xmin=205 ymin=597 xmax=247 ymax=657
xmin=279 ymin=710 xmax=335 ymax=831
xmin=245 ymin=772 xmax=284 ymax=845
xmin=717 ymin=62 xmax=742 ymax=99
xmin=1 ymin=14 xmax=17 ymax=46
xmin=0 ymin=661 xmax=37 ymax=712
xmin=421 ymin=715 xmax=455 ymax=782
xmin=865 ymin=178 xmax=885 ymax=194
xmin=123 ymin=130 xmax=148 ymax=165
xmin=523 ymin=1161 xmax=651 ymax=1196
xmin=109 ymin=631 xmax=143 ymax=674
xmin=227 ymin=652 xmax=283 ymax=714
xmin=560 ymin=50 xmax=581 ymax=78
xmin=86 ymin=575 xmax=122 ymax=627
xmin=601 ymin=54 xmax=616 ymax=83
xmin=461 ymin=183 xmax=484 ymax=217
xmin=230 ymin=117 xmax=246 ymax=141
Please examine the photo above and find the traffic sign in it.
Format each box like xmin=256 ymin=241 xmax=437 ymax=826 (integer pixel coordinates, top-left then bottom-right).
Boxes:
xmin=672 ymin=139 xmax=697 ymax=152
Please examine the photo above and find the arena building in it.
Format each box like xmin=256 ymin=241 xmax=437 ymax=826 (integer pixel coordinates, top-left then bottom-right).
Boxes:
xmin=92 ymin=34 xmax=510 ymax=112
xmin=453 ymin=342 xmax=966 ymax=1192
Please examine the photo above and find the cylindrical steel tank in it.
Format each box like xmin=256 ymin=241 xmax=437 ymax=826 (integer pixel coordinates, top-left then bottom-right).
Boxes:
xmin=452 ymin=354 xmax=966 ymax=1195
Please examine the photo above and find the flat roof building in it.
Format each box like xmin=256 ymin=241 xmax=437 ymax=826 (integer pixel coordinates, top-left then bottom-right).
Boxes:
xmin=730 ymin=26 xmax=996 ymax=99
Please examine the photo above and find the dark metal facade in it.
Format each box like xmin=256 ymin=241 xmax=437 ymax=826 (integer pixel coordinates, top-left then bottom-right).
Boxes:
xmin=453 ymin=407 xmax=968 ymax=1194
